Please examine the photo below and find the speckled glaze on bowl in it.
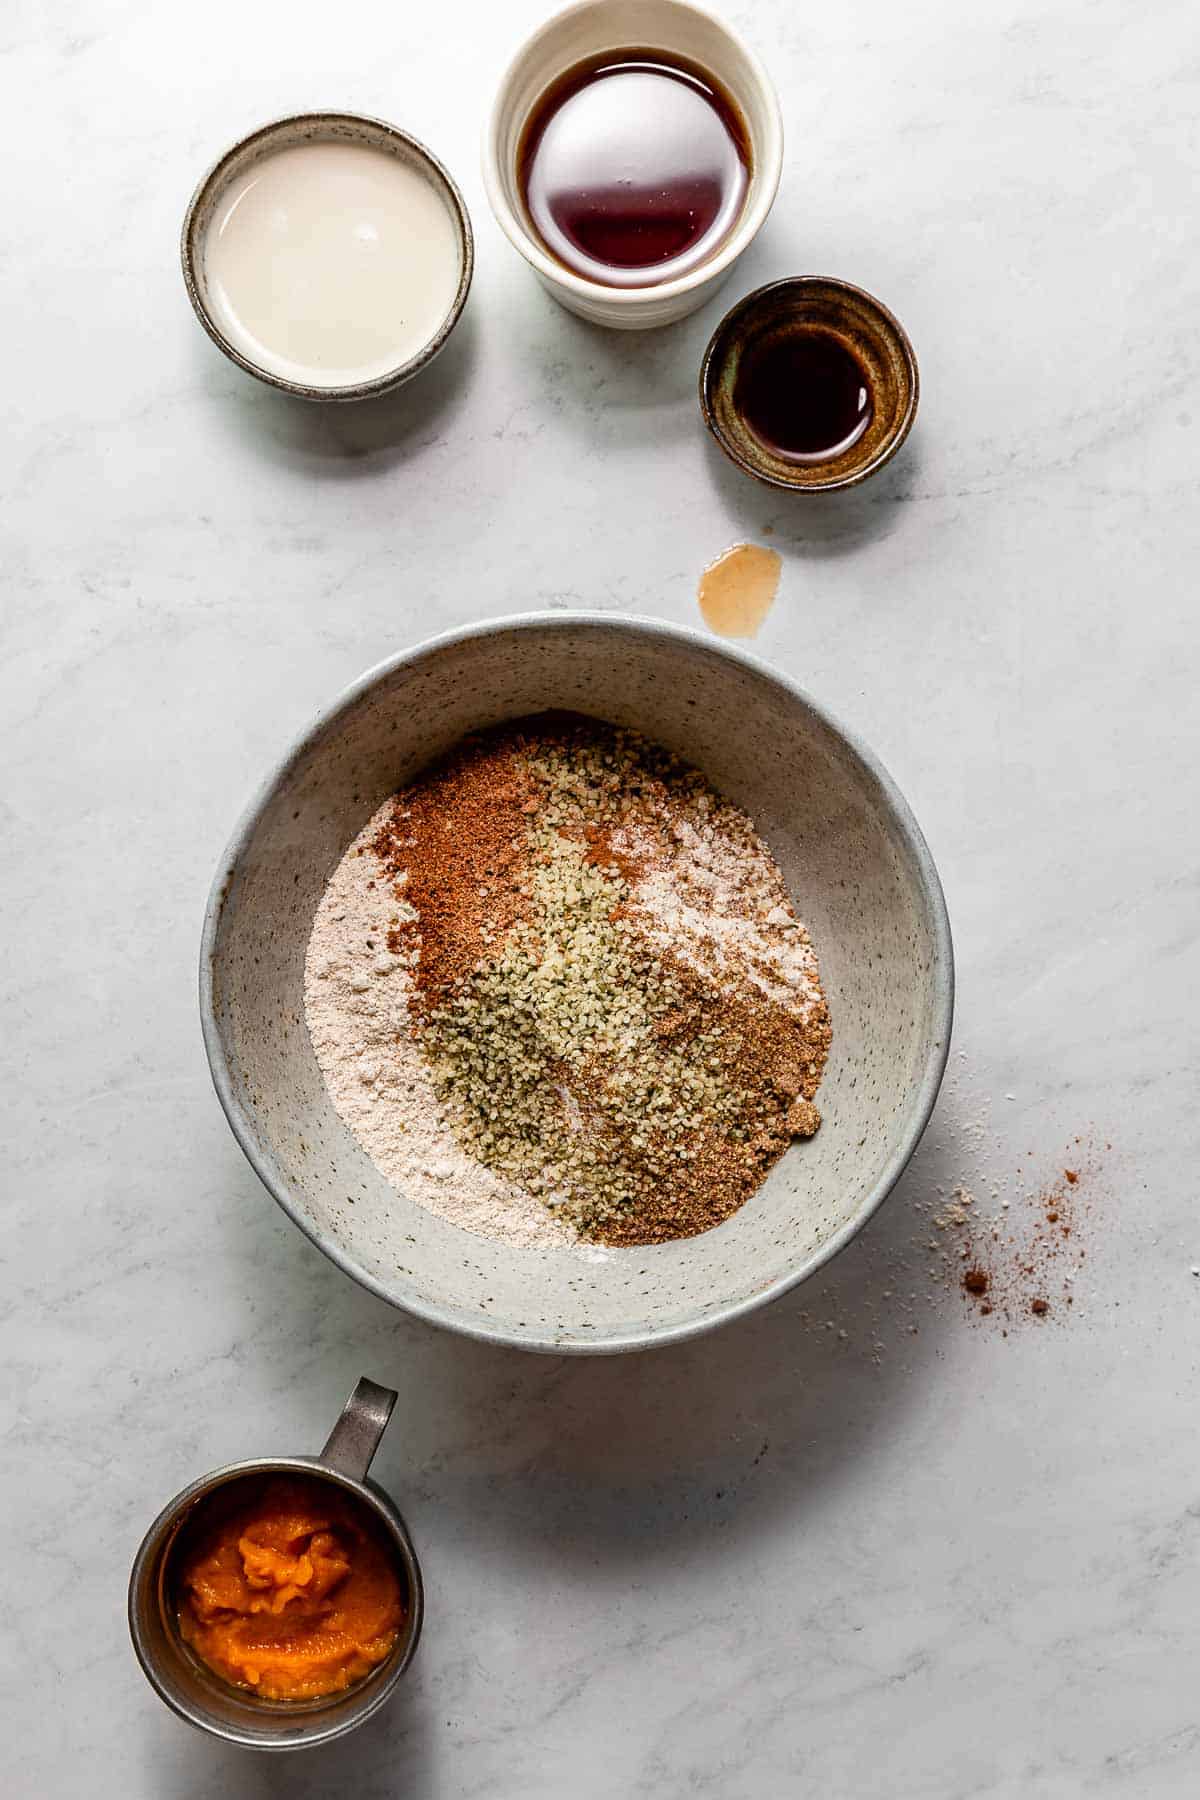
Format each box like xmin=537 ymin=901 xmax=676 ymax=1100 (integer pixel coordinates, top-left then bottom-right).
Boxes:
xmin=181 ymin=112 xmax=474 ymax=402
xmin=201 ymin=615 xmax=952 ymax=1354
xmin=701 ymin=277 xmax=919 ymax=491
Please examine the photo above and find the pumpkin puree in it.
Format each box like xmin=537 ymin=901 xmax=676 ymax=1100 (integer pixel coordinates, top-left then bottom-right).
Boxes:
xmin=177 ymin=1475 xmax=404 ymax=1700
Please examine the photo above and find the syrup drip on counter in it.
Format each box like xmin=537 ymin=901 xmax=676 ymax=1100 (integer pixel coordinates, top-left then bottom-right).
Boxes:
xmin=698 ymin=543 xmax=782 ymax=638
xmin=734 ymin=332 xmax=873 ymax=463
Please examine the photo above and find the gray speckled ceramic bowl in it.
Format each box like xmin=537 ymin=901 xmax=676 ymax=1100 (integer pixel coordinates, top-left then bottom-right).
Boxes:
xmin=202 ymin=615 xmax=952 ymax=1353
xmin=182 ymin=112 xmax=473 ymax=402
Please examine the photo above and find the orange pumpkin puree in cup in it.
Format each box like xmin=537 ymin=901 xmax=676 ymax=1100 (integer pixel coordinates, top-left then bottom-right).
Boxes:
xmin=176 ymin=1474 xmax=404 ymax=1700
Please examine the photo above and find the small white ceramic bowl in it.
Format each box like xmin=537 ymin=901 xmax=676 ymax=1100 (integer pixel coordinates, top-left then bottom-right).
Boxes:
xmin=483 ymin=0 xmax=783 ymax=329
xmin=201 ymin=615 xmax=953 ymax=1355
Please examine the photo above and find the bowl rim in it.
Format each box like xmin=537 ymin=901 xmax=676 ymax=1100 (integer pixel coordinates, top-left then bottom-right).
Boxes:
xmin=699 ymin=276 xmax=921 ymax=492
xmin=200 ymin=611 xmax=954 ymax=1355
xmin=181 ymin=110 xmax=475 ymax=403
xmin=481 ymin=0 xmax=784 ymax=307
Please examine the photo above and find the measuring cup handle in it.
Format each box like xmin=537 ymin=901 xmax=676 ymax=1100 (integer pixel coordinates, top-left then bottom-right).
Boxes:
xmin=319 ymin=1377 xmax=398 ymax=1482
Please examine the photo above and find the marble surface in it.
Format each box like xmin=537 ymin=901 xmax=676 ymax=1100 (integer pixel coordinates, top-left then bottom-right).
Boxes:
xmin=3 ymin=1 xmax=1198 ymax=1793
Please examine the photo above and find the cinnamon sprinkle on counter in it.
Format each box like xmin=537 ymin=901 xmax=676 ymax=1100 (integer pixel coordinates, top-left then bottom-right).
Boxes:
xmin=951 ymin=1149 xmax=1100 ymax=1327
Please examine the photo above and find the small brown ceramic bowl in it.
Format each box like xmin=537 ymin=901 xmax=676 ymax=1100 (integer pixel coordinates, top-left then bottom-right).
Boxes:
xmin=700 ymin=277 xmax=919 ymax=492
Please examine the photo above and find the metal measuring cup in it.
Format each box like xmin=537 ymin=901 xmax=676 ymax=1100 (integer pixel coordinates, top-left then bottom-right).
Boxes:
xmin=128 ymin=1377 xmax=423 ymax=1751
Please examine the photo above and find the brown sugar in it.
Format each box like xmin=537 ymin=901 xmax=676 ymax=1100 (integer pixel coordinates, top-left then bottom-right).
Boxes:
xmin=588 ymin=956 xmax=830 ymax=1246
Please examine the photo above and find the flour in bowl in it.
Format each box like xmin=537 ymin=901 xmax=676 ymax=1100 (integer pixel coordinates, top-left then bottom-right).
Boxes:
xmin=304 ymin=714 xmax=831 ymax=1249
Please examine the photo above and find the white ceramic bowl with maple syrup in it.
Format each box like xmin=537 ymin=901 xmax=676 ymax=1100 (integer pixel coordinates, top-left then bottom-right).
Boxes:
xmin=483 ymin=0 xmax=783 ymax=329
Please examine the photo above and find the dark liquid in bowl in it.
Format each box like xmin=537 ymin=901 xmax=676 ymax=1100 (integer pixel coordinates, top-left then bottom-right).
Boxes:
xmin=734 ymin=333 xmax=874 ymax=463
xmin=517 ymin=50 xmax=750 ymax=287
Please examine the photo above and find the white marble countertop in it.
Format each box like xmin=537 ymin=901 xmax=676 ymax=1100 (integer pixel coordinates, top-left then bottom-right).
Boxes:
xmin=5 ymin=1 xmax=1199 ymax=1794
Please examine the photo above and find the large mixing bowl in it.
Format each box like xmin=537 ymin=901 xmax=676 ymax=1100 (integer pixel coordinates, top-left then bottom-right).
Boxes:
xmin=201 ymin=614 xmax=952 ymax=1353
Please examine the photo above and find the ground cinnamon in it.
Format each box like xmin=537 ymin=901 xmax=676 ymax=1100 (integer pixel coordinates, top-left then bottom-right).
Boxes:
xmin=372 ymin=734 xmax=532 ymax=1012
xmin=956 ymin=1147 xmax=1097 ymax=1325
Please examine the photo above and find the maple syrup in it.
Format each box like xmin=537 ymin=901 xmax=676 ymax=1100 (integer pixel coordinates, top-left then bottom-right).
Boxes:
xmin=697 ymin=544 xmax=781 ymax=638
xmin=518 ymin=50 xmax=750 ymax=287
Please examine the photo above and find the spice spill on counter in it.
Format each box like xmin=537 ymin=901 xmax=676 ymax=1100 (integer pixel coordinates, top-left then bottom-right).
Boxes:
xmin=780 ymin=1047 xmax=1112 ymax=1364
xmin=953 ymin=1152 xmax=1098 ymax=1326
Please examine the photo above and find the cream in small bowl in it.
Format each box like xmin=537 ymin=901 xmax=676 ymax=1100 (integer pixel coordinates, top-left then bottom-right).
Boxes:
xmin=183 ymin=113 xmax=473 ymax=401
